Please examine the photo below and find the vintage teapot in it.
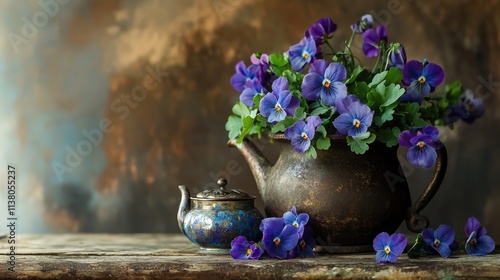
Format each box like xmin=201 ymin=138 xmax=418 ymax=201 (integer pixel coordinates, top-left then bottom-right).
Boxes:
xmin=177 ymin=177 xmax=263 ymax=253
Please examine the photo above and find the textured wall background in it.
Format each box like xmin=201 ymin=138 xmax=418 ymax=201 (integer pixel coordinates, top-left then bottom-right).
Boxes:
xmin=0 ymin=0 xmax=499 ymax=241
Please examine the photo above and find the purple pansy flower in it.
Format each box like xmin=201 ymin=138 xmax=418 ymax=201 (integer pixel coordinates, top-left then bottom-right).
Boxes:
xmin=403 ymin=59 xmax=445 ymax=98
xmin=230 ymin=61 xmax=258 ymax=92
xmin=250 ymin=53 xmax=272 ymax=86
xmin=282 ymin=206 xmax=310 ymax=238
xmin=362 ymin=25 xmax=387 ymax=58
xmin=284 ymin=116 xmax=321 ymax=153
xmin=288 ymin=35 xmax=317 ymax=72
xmin=373 ymin=232 xmax=407 ymax=264
xmin=422 ymin=225 xmax=455 ymax=258
xmin=446 ymin=89 xmax=485 ymax=124
xmin=336 ymin=94 xmax=360 ymax=114
xmin=307 ymin=17 xmax=337 ymax=44
xmin=464 ymin=217 xmax=495 ymax=256
xmin=390 ymin=45 xmax=407 ymax=69
xmin=351 ymin=14 xmax=374 ymax=34
xmin=230 ymin=236 xmax=264 ymax=260
xmin=301 ymin=60 xmax=348 ymax=106
xmin=333 ymin=101 xmax=374 ymax=137
xmin=259 ymin=77 xmax=299 ymax=123
xmin=261 ymin=217 xmax=299 ymax=259
xmin=240 ymin=79 xmax=267 ymax=107
xmin=398 ymin=126 xmax=443 ymax=168
xmin=295 ymin=225 xmax=316 ymax=257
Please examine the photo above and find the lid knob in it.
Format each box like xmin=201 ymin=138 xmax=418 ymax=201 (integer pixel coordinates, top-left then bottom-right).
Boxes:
xmin=217 ymin=177 xmax=228 ymax=191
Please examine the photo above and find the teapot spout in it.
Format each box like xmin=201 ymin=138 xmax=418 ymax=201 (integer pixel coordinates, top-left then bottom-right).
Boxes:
xmin=177 ymin=185 xmax=191 ymax=236
xmin=228 ymin=138 xmax=271 ymax=197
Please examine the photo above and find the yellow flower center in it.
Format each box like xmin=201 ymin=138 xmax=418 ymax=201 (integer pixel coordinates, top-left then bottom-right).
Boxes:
xmin=273 ymin=237 xmax=281 ymax=246
xmin=418 ymin=76 xmax=426 ymax=84
xmin=353 ymin=119 xmax=361 ymax=129
xmin=301 ymin=133 xmax=308 ymax=141
xmin=302 ymin=51 xmax=309 ymax=59
xmin=384 ymin=246 xmax=391 ymax=255
xmin=275 ymin=104 xmax=282 ymax=112
xmin=323 ymin=79 xmax=331 ymax=88
xmin=417 ymin=141 xmax=425 ymax=148
xmin=470 ymin=238 xmax=477 ymax=245
xmin=246 ymin=248 xmax=252 ymax=255
xmin=293 ymin=221 xmax=299 ymax=228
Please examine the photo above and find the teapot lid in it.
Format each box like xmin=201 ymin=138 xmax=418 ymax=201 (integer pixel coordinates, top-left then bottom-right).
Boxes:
xmin=194 ymin=177 xmax=255 ymax=200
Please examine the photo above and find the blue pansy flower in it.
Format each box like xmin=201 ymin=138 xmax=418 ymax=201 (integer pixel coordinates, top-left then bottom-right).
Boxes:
xmin=336 ymin=94 xmax=360 ymax=115
xmin=301 ymin=59 xmax=348 ymax=106
xmin=332 ymin=101 xmax=374 ymax=137
xmin=389 ymin=45 xmax=407 ymax=69
xmin=373 ymin=232 xmax=407 ymax=264
xmin=282 ymin=206 xmax=310 ymax=238
xmin=351 ymin=14 xmax=374 ymax=34
xmin=398 ymin=126 xmax=443 ymax=168
xmin=292 ymin=225 xmax=316 ymax=258
xmin=288 ymin=35 xmax=317 ymax=72
xmin=422 ymin=225 xmax=455 ymax=258
xmin=403 ymin=59 xmax=444 ymax=98
xmin=240 ymin=79 xmax=267 ymax=107
xmin=259 ymin=77 xmax=299 ymax=123
xmin=464 ymin=217 xmax=495 ymax=256
xmin=230 ymin=61 xmax=258 ymax=92
xmin=260 ymin=217 xmax=299 ymax=259
xmin=230 ymin=235 xmax=264 ymax=260
xmin=284 ymin=116 xmax=321 ymax=153
xmin=446 ymin=89 xmax=485 ymax=124
xmin=362 ymin=25 xmax=387 ymax=58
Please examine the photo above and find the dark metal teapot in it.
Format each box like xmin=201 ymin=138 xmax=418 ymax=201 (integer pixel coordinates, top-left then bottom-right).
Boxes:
xmin=177 ymin=177 xmax=263 ymax=253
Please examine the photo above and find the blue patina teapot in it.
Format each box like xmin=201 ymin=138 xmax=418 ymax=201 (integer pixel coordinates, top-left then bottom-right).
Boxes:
xmin=177 ymin=177 xmax=263 ymax=253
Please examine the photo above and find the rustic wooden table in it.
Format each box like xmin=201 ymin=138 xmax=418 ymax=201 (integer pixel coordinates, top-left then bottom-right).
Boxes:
xmin=0 ymin=234 xmax=499 ymax=279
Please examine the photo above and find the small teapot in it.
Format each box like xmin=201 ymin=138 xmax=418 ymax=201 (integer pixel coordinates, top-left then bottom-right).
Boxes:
xmin=177 ymin=177 xmax=263 ymax=253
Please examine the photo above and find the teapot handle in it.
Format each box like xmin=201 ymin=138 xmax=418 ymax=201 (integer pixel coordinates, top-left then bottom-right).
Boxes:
xmin=406 ymin=142 xmax=448 ymax=232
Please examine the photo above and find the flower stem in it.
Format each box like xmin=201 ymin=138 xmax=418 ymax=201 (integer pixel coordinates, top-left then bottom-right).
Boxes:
xmin=372 ymin=53 xmax=381 ymax=73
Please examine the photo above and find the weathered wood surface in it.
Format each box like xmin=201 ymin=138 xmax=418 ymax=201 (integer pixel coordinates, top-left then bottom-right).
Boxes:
xmin=0 ymin=234 xmax=499 ymax=279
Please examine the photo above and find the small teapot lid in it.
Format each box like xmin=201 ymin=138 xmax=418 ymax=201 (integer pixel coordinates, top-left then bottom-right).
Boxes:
xmin=194 ymin=177 xmax=255 ymax=200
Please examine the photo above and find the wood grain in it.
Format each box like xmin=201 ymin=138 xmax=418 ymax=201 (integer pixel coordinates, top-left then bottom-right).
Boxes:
xmin=0 ymin=234 xmax=499 ymax=279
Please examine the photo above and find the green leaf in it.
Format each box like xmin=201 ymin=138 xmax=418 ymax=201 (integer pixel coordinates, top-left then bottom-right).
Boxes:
xmin=253 ymin=94 xmax=264 ymax=108
xmin=316 ymin=136 xmax=331 ymax=150
xmin=271 ymin=122 xmax=286 ymax=133
xmin=345 ymin=65 xmax=363 ymax=84
xmin=231 ymin=102 xmax=250 ymax=117
xmin=347 ymin=133 xmax=376 ymax=154
xmin=269 ymin=53 xmax=287 ymax=67
xmin=381 ymin=84 xmax=405 ymax=107
xmin=316 ymin=125 xmax=327 ymax=138
xmin=294 ymin=107 xmax=306 ymax=119
xmin=305 ymin=146 xmax=317 ymax=159
xmin=237 ymin=116 xmax=254 ymax=143
xmin=378 ymin=127 xmax=400 ymax=147
xmin=379 ymin=102 xmax=398 ymax=125
xmin=311 ymin=106 xmax=330 ymax=116
xmin=384 ymin=67 xmax=403 ymax=85
xmin=354 ymin=82 xmax=370 ymax=103
xmin=225 ymin=115 xmax=242 ymax=139
xmin=368 ymin=71 xmax=388 ymax=88
xmin=283 ymin=70 xmax=296 ymax=83
xmin=407 ymin=233 xmax=426 ymax=259
xmin=366 ymin=88 xmax=384 ymax=107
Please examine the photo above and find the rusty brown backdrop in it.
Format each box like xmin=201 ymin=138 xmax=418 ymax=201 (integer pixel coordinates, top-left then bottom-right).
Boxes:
xmin=0 ymin=0 xmax=499 ymax=241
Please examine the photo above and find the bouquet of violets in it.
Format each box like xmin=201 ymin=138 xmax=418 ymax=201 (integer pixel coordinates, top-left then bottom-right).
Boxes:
xmin=226 ymin=15 xmax=484 ymax=168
